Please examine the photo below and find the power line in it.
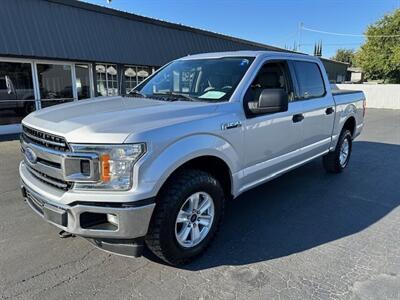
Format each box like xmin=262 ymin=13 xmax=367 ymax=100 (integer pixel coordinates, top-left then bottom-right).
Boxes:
xmin=302 ymin=25 xmax=400 ymax=38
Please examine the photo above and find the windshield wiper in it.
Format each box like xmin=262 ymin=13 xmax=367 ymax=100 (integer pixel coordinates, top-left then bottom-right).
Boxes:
xmin=153 ymin=92 xmax=197 ymax=102
xmin=126 ymin=89 xmax=147 ymax=98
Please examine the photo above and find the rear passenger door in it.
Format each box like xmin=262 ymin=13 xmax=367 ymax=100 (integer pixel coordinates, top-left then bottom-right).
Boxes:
xmin=290 ymin=60 xmax=335 ymax=159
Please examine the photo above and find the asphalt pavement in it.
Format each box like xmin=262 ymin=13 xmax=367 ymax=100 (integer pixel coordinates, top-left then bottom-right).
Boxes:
xmin=0 ymin=109 xmax=399 ymax=299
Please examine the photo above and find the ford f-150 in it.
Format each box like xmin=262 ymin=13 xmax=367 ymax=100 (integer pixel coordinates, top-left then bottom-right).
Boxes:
xmin=20 ymin=51 xmax=365 ymax=265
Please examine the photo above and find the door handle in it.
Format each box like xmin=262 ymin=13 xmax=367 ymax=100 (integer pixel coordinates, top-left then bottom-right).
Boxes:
xmin=325 ymin=107 xmax=334 ymax=115
xmin=292 ymin=114 xmax=304 ymax=123
xmin=221 ymin=121 xmax=242 ymax=130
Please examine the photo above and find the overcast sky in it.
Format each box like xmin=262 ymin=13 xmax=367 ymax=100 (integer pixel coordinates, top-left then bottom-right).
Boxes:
xmin=83 ymin=0 xmax=399 ymax=58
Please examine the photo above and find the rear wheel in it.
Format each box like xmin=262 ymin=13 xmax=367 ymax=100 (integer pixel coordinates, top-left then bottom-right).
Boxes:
xmin=145 ymin=169 xmax=225 ymax=265
xmin=323 ymin=129 xmax=353 ymax=173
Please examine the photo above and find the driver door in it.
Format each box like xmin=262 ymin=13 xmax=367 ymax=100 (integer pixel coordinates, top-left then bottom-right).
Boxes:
xmin=241 ymin=60 xmax=304 ymax=190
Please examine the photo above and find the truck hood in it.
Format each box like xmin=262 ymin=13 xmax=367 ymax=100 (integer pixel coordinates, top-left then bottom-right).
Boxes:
xmin=22 ymin=96 xmax=219 ymax=143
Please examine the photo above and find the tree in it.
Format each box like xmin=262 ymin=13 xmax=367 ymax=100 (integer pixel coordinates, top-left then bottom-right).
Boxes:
xmin=331 ymin=49 xmax=356 ymax=66
xmin=356 ymin=9 xmax=400 ymax=83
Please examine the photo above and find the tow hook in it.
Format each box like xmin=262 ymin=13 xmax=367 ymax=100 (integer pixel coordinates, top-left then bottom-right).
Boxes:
xmin=59 ymin=230 xmax=75 ymax=239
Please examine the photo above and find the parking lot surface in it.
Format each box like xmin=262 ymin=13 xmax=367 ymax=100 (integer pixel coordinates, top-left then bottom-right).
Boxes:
xmin=0 ymin=109 xmax=399 ymax=300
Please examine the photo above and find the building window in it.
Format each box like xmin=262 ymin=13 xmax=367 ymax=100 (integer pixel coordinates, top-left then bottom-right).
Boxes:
xmin=124 ymin=65 xmax=151 ymax=94
xmin=96 ymin=64 xmax=118 ymax=96
xmin=75 ymin=64 xmax=91 ymax=100
xmin=137 ymin=66 xmax=150 ymax=84
xmin=36 ymin=64 xmax=74 ymax=108
xmin=0 ymin=61 xmax=35 ymax=126
xmin=124 ymin=66 xmax=137 ymax=93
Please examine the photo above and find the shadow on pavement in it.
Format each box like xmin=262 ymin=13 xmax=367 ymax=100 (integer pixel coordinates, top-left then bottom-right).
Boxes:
xmin=145 ymin=141 xmax=399 ymax=269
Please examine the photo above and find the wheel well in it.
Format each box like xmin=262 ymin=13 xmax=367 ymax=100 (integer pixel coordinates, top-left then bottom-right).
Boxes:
xmin=343 ymin=117 xmax=356 ymax=137
xmin=162 ymin=156 xmax=233 ymax=199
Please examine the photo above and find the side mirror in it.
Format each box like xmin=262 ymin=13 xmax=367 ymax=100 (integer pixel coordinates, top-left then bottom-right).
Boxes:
xmin=248 ymin=89 xmax=288 ymax=114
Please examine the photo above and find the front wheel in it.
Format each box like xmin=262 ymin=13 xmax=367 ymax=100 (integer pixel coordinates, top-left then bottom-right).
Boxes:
xmin=323 ymin=129 xmax=353 ymax=173
xmin=145 ymin=169 xmax=225 ymax=265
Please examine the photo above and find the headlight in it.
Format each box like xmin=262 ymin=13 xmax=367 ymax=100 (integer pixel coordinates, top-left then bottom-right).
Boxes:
xmin=70 ymin=144 xmax=146 ymax=191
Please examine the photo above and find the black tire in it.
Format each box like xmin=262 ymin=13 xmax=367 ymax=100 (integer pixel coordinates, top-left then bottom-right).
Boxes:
xmin=145 ymin=169 xmax=225 ymax=266
xmin=323 ymin=129 xmax=353 ymax=173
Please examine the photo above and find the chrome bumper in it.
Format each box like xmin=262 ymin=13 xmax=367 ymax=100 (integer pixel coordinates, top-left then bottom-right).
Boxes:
xmin=20 ymin=168 xmax=155 ymax=240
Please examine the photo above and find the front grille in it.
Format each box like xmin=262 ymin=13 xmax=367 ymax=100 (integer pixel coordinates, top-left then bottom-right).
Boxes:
xmin=22 ymin=125 xmax=70 ymax=152
xmin=21 ymin=125 xmax=97 ymax=192
xmin=26 ymin=163 xmax=72 ymax=191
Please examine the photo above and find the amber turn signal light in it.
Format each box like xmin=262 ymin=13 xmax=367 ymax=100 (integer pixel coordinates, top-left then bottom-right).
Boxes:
xmin=101 ymin=154 xmax=111 ymax=182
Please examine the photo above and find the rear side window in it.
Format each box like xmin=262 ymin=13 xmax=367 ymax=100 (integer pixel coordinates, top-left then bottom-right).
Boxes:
xmin=292 ymin=61 xmax=325 ymax=99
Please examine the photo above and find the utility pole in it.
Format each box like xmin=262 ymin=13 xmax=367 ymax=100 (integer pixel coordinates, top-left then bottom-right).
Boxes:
xmin=297 ymin=22 xmax=303 ymax=52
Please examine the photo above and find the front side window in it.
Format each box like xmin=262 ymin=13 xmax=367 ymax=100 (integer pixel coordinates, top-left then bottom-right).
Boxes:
xmin=292 ymin=61 xmax=325 ymax=99
xmin=134 ymin=57 xmax=254 ymax=102
xmin=247 ymin=61 xmax=289 ymax=102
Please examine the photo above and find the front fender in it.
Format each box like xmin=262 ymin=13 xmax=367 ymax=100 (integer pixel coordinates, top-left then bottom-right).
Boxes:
xmin=138 ymin=134 xmax=240 ymax=198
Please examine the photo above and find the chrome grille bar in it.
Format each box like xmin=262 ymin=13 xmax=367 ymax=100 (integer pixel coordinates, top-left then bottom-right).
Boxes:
xmin=26 ymin=164 xmax=71 ymax=190
xmin=22 ymin=125 xmax=69 ymax=152
xmin=23 ymin=130 xmax=66 ymax=148
xmin=21 ymin=126 xmax=99 ymax=191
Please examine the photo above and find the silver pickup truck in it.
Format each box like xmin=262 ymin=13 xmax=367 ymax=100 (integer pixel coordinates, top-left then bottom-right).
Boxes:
xmin=20 ymin=51 xmax=365 ymax=265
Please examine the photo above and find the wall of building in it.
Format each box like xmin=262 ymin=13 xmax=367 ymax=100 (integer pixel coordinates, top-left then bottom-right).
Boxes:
xmin=334 ymin=84 xmax=400 ymax=109
xmin=0 ymin=0 xmax=271 ymax=66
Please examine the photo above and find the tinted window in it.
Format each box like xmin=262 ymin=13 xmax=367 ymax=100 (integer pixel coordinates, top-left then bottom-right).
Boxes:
xmin=0 ymin=62 xmax=34 ymax=100
xmin=75 ymin=64 xmax=91 ymax=100
xmin=247 ymin=62 xmax=290 ymax=103
xmin=293 ymin=61 xmax=325 ymax=99
xmin=37 ymin=64 xmax=74 ymax=108
xmin=0 ymin=61 xmax=35 ymax=125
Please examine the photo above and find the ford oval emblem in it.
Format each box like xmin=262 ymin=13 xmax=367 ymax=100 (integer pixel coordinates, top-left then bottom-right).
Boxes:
xmin=25 ymin=147 xmax=37 ymax=164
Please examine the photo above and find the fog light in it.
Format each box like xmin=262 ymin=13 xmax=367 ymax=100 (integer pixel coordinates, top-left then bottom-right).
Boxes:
xmin=107 ymin=214 xmax=118 ymax=226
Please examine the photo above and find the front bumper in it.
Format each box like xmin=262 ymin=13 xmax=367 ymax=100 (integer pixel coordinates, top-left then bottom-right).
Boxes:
xmin=20 ymin=161 xmax=155 ymax=256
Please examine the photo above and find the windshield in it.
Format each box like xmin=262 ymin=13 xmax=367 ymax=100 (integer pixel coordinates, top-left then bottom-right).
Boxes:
xmin=132 ymin=57 xmax=254 ymax=102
